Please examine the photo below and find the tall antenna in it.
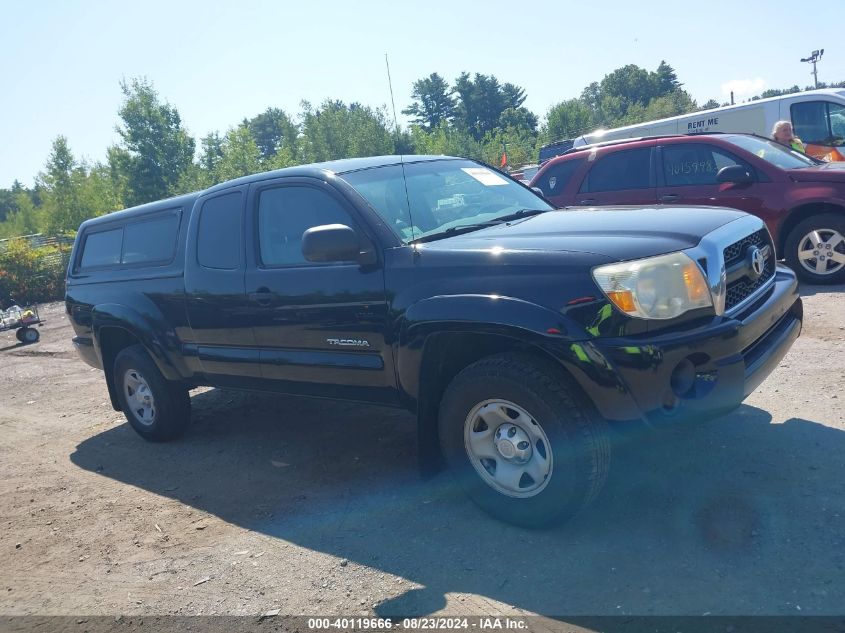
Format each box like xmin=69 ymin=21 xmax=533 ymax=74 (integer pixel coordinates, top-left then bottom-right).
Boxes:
xmin=385 ymin=53 xmax=400 ymax=134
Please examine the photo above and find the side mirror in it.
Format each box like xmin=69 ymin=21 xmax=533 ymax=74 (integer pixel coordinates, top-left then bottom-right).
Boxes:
xmin=302 ymin=224 xmax=361 ymax=263
xmin=531 ymin=186 xmax=546 ymax=199
xmin=716 ymin=165 xmax=754 ymax=184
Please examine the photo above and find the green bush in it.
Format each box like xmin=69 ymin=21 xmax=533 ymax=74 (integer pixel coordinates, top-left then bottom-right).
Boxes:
xmin=0 ymin=239 xmax=68 ymax=307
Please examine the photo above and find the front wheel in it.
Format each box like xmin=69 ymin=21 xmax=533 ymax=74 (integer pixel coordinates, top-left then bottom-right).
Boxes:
xmin=784 ymin=214 xmax=845 ymax=284
xmin=438 ymin=354 xmax=610 ymax=527
xmin=113 ymin=345 xmax=190 ymax=442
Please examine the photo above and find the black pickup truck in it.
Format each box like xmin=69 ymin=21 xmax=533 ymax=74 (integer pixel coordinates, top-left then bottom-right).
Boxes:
xmin=66 ymin=155 xmax=803 ymax=526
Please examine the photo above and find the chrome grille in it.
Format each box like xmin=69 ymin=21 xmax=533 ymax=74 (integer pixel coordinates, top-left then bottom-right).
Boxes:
xmin=724 ymin=228 xmax=768 ymax=266
xmin=723 ymin=228 xmax=775 ymax=312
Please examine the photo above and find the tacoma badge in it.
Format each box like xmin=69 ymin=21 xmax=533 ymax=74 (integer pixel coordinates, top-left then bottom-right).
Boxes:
xmin=326 ymin=338 xmax=371 ymax=348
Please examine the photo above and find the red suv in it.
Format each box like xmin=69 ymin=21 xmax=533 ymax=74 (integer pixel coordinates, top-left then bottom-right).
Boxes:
xmin=530 ymin=133 xmax=845 ymax=284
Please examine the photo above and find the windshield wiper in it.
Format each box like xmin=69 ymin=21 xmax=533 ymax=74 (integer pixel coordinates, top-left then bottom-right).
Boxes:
xmin=410 ymin=224 xmax=494 ymax=244
xmin=488 ymin=208 xmax=549 ymax=223
xmin=410 ymin=209 xmax=550 ymax=244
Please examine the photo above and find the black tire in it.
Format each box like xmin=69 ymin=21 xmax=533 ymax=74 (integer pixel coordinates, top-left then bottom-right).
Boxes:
xmin=438 ymin=353 xmax=611 ymax=528
xmin=784 ymin=213 xmax=845 ymax=284
xmin=19 ymin=327 xmax=39 ymax=344
xmin=15 ymin=328 xmax=25 ymax=342
xmin=113 ymin=344 xmax=190 ymax=442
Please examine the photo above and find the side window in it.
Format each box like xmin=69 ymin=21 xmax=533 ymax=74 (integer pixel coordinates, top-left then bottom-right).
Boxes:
xmin=537 ymin=158 xmax=585 ymax=197
xmin=197 ymin=192 xmax=242 ymax=270
xmin=662 ymin=144 xmax=753 ymax=187
xmin=122 ymin=213 xmax=180 ymax=265
xmin=80 ymin=228 xmax=123 ymax=269
xmin=791 ymin=101 xmax=829 ymax=145
xmin=830 ymin=103 xmax=845 ymax=143
xmin=579 ymin=148 xmax=652 ymax=193
xmin=258 ymin=186 xmax=355 ymax=267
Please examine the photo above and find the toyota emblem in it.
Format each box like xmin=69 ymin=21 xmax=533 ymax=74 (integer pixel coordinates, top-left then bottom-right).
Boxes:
xmin=747 ymin=246 xmax=765 ymax=279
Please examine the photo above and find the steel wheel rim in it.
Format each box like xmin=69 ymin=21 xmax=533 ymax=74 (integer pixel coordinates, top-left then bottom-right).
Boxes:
xmin=797 ymin=228 xmax=845 ymax=275
xmin=123 ymin=368 xmax=156 ymax=426
xmin=463 ymin=399 xmax=553 ymax=498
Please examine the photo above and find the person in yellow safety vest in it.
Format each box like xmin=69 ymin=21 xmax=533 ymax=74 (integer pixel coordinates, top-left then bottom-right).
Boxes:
xmin=772 ymin=120 xmax=806 ymax=153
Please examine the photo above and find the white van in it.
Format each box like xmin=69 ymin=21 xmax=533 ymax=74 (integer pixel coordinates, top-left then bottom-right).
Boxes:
xmin=572 ymin=89 xmax=845 ymax=162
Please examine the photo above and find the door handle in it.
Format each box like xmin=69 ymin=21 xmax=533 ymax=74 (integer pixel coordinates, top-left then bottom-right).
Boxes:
xmin=579 ymin=198 xmax=597 ymax=205
xmin=660 ymin=194 xmax=681 ymax=202
xmin=249 ymin=287 xmax=273 ymax=306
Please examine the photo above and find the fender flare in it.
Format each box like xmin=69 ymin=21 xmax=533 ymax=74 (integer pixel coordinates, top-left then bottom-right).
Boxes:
xmin=91 ymin=302 xmax=186 ymax=382
xmin=397 ymin=294 xmax=583 ymax=401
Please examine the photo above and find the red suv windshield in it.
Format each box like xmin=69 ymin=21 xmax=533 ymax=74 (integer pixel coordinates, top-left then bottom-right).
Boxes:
xmin=722 ymin=135 xmax=819 ymax=169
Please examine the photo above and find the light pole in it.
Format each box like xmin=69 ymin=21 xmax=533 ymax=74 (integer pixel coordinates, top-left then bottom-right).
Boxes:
xmin=800 ymin=49 xmax=825 ymax=89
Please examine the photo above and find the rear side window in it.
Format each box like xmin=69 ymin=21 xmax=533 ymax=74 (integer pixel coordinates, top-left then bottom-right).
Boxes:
xmin=197 ymin=192 xmax=242 ymax=270
xmin=537 ymin=158 xmax=585 ymax=197
xmin=580 ymin=148 xmax=652 ymax=192
xmin=80 ymin=228 xmax=123 ymax=269
xmin=122 ymin=214 xmax=180 ymax=265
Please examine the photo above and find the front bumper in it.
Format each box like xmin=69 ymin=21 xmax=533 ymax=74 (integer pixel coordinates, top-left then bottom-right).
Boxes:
xmin=552 ymin=265 xmax=801 ymax=424
xmin=72 ymin=335 xmax=102 ymax=370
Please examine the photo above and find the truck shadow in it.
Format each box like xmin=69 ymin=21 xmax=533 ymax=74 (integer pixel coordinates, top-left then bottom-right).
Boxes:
xmin=798 ymin=281 xmax=845 ymax=297
xmin=70 ymin=389 xmax=845 ymax=616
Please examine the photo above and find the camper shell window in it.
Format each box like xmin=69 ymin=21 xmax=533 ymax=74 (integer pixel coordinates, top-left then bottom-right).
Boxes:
xmin=77 ymin=209 xmax=181 ymax=271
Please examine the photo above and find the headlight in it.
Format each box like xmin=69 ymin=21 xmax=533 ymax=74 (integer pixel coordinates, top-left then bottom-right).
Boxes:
xmin=592 ymin=252 xmax=712 ymax=320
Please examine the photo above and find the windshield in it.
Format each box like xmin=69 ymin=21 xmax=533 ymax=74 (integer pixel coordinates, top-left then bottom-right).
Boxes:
xmin=723 ymin=134 xmax=819 ymax=169
xmin=340 ymin=159 xmax=553 ymax=243
xmin=791 ymin=100 xmax=845 ymax=147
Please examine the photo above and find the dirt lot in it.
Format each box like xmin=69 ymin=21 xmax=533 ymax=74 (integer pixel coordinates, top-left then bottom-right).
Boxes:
xmin=1 ymin=288 xmax=843 ymax=619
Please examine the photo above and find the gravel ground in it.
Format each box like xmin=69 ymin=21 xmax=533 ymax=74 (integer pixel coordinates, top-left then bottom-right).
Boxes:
xmin=0 ymin=288 xmax=843 ymax=618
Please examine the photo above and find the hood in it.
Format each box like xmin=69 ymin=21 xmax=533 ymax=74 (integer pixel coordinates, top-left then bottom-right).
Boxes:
xmin=421 ymin=206 xmax=748 ymax=261
xmin=789 ymin=161 xmax=845 ymax=183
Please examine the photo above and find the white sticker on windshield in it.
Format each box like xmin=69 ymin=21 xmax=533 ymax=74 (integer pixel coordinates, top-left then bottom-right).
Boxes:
xmin=462 ymin=167 xmax=508 ymax=186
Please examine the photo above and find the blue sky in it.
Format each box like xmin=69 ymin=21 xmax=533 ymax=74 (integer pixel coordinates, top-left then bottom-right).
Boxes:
xmin=2 ymin=0 xmax=843 ymax=188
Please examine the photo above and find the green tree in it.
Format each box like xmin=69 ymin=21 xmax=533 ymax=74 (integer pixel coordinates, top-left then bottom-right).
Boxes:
xmin=0 ymin=181 xmax=21 ymax=223
xmin=402 ymin=73 xmax=456 ymax=131
xmin=600 ymin=64 xmax=657 ymax=111
xmin=299 ymin=100 xmax=394 ymax=162
xmin=215 ymin=125 xmax=263 ymax=181
xmin=244 ymin=108 xmax=299 ymax=160
xmin=453 ymin=73 xmax=532 ymax=140
xmin=110 ymin=78 xmax=195 ymax=207
xmin=3 ymin=190 xmax=43 ymax=237
xmin=78 ymin=163 xmax=121 ymax=219
xmin=481 ymin=126 xmax=535 ymax=169
xmin=410 ymin=122 xmax=481 ymax=158
xmin=39 ymin=136 xmax=85 ymax=233
xmin=543 ymin=99 xmax=595 ymax=141
xmin=700 ymin=99 xmax=720 ymax=110
xmin=625 ymin=90 xmax=697 ymax=125
xmin=498 ymin=107 xmax=538 ymax=133
xmin=654 ymin=61 xmax=682 ymax=96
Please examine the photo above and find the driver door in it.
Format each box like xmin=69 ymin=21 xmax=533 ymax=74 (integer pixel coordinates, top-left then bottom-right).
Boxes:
xmin=242 ymin=177 xmax=396 ymax=405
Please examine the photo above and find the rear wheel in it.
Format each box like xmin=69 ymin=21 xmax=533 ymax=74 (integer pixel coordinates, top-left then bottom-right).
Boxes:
xmin=785 ymin=214 xmax=845 ymax=284
xmin=438 ymin=353 xmax=610 ymax=527
xmin=18 ymin=327 xmax=39 ymax=344
xmin=114 ymin=345 xmax=190 ymax=441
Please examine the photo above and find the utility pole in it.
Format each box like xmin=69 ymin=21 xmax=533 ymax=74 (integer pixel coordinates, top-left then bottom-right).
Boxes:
xmin=800 ymin=49 xmax=825 ymax=89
